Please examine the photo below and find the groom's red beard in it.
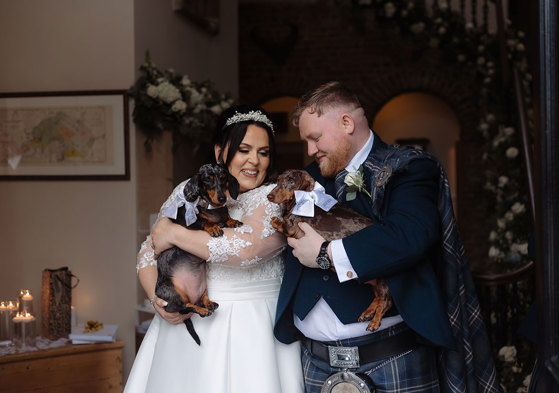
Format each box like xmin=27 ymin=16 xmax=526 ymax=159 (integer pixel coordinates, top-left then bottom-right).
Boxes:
xmin=317 ymin=140 xmax=352 ymax=178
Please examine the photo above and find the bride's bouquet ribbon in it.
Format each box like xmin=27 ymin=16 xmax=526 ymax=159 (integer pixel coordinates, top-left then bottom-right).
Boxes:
xmin=292 ymin=182 xmax=338 ymax=217
xmin=162 ymin=192 xmax=199 ymax=226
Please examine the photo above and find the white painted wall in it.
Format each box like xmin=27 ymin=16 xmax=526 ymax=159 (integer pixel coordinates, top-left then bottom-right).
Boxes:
xmin=0 ymin=0 xmax=137 ymax=380
xmin=0 ymin=0 xmax=238 ymax=383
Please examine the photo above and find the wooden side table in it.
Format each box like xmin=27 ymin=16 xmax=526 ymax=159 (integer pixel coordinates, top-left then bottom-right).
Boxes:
xmin=0 ymin=341 xmax=124 ymax=393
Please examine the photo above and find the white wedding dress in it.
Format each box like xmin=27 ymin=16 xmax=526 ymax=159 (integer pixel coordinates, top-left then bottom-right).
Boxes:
xmin=124 ymin=183 xmax=303 ymax=393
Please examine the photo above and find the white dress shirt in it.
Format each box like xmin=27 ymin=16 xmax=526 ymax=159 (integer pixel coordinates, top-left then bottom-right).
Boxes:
xmin=294 ymin=130 xmax=403 ymax=341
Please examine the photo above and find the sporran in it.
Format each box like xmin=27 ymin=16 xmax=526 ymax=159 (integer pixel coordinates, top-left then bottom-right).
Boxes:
xmin=321 ymin=371 xmax=375 ymax=393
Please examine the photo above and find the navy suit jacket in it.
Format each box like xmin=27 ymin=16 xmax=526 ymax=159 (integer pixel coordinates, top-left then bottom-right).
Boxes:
xmin=274 ymin=133 xmax=455 ymax=350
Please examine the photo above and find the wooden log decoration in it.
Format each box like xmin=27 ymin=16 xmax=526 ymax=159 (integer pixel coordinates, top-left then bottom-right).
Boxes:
xmin=41 ymin=267 xmax=78 ymax=339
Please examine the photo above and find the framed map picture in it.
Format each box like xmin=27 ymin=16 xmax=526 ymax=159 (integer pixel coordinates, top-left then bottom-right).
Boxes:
xmin=0 ymin=90 xmax=129 ymax=180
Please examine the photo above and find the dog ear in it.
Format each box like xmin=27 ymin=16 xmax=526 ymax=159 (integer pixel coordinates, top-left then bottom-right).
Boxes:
xmin=298 ymin=171 xmax=315 ymax=191
xmin=183 ymin=173 xmax=200 ymax=202
xmin=227 ymin=172 xmax=240 ymax=200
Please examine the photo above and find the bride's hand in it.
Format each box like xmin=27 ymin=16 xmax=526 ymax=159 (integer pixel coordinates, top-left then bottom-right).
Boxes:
xmin=151 ymin=217 xmax=176 ymax=257
xmin=152 ymin=296 xmax=191 ymax=325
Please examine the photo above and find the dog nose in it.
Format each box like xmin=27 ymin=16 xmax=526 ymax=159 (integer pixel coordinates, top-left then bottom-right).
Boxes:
xmin=218 ymin=195 xmax=226 ymax=203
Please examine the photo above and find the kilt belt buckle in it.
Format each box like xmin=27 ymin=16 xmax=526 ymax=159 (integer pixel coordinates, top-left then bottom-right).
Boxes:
xmin=322 ymin=346 xmax=375 ymax=393
xmin=328 ymin=345 xmax=360 ymax=368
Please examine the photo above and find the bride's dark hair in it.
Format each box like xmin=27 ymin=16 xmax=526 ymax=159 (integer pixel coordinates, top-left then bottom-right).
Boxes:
xmin=212 ymin=104 xmax=277 ymax=181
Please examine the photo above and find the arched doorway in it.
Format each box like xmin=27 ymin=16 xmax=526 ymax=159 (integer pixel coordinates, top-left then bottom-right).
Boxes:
xmin=372 ymin=92 xmax=461 ymax=213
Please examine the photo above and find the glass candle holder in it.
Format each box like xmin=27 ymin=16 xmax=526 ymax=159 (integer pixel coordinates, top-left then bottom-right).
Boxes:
xmin=0 ymin=301 xmax=17 ymax=342
xmin=12 ymin=312 xmax=36 ymax=350
xmin=18 ymin=289 xmax=34 ymax=315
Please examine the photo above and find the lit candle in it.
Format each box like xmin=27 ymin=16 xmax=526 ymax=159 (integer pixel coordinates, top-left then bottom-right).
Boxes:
xmin=71 ymin=306 xmax=77 ymax=327
xmin=7 ymin=301 xmax=17 ymax=311
xmin=0 ymin=301 xmax=12 ymax=341
xmin=18 ymin=290 xmax=34 ymax=314
xmin=13 ymin=311 xmax=36 ymax=349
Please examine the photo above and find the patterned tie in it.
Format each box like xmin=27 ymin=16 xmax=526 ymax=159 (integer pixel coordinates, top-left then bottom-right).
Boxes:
xmin=334 ymin=169 xmax=348 ymax=202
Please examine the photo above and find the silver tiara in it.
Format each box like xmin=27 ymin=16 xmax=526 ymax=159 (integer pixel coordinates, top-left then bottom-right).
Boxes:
xmin=223 ymin=110 xmax=274 ymax=133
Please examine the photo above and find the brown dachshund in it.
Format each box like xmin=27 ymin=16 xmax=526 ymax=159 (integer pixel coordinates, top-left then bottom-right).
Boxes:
xmin=267 ymin=169 xmax=392 ymax=332
xmin=155 ymin=163 xmax=242 ymax=345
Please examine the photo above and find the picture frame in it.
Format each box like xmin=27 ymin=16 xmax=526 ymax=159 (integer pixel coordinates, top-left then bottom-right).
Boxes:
xmin=0 ymin=90 xmax=129 ymax=180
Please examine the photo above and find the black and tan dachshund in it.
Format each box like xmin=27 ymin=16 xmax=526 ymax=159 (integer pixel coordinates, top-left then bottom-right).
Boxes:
xmin=155 ymin=163 xmax=242 ymax=345
xmin=267 ymin=169 xmax=392 ymax=332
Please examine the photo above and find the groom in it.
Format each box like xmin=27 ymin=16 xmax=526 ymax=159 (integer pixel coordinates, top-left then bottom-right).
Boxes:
xmin=273 ymin=81 xmax=501 ymax=393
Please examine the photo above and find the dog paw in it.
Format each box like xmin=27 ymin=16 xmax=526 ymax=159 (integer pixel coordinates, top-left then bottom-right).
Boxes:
xmin=271 ymin=217 xmax=284 ymax=233
xmin=226 ymin=218 xmax=243 ymax=228
xmin=208 ymin=302 xmax=219 ymax=311
xmin=208 ymin=226 xmax=224 ymax=237
xmin=366 ymin=320 xmax=381 ymax=332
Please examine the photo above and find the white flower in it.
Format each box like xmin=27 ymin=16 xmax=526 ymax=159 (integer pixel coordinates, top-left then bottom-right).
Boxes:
xmin=489 ymin=246 xmax=501 ymax=258
xmin=511 ymin=202 xmax=526 ymax=214
xmin=504 ymin=127 xmax=515 ymax=136
xmin=523 ymin=374 xmax=532 ymax=387
xmin=410 ymin=22 xmax=425 ymax=34
xmin=171 ymin=100 xmax=187 ymax=113
xmin=518 ymin=242 xmax=529 ymax=255
xmin=479 ymin=122 xmax=489 ymax=131
xmin=507 ymin=39 xmax=516 ymax=47
xmin=439 ymin=2 xmax=448 ymax=11
xmin=505 ymin=211 xmax=514 ymax=221
xmin=384 ymin=2 xmax=396 ymax=18
xmin=155 ymin=81 xmax=181 ymax=103
xmin=516 ymin=43 xmax=525 ymax=52
xmin=438 ymin=26 xmax=447 ymax=35
xmin=505 ymin=231 xmax=513 ymax=240
xmin=146 ymin=84 xmax=158 ymax=98
xmin=477 ymin=57 xmax=486 ymax=65
xmin=209 ymin=104 xmax=222 ymax=114
xmin=180 ymin=75 xmax=191 ymax=86
xmin=498 ymin=176 xmax=509 ymax=187
xmin=489 ymin=231 xmax=498 ymax=241
xmin=493 ymin=136 xmax=504 ymax=148
xmin=498 ymin=345 xmax=517 ymax=362
xmin=512 ymin=365 xmax=522 ymax=373
xmin=477 ymin=45 xmax=485 ymax=52
xmin=344 ymin=167 xmax=371 ymax=201
xmin=497 ymin=218 xmax=506 ymax=229
xmin=486 ymin=114 xmax=496 ymax=122
xmin=465 ymin=22 xmax=474 ymax=31
xmin=188 ymin=88 xmax=203 ymax=105
xmin=506 ymin=147 xmax=519 ymax=159
xmin=221 ymin=100 xmax=232 ymax=110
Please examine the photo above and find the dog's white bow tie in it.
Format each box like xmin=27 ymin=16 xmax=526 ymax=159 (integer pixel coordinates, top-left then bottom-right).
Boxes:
xmin=292 ymin=182 xmax=337 ymax=217
xmin=162 ymin=192 xmax=199 ymax=226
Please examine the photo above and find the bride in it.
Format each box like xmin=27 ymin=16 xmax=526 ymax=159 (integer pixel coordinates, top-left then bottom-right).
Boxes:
xmin=124 ymin=105 xmax=304 ymax=393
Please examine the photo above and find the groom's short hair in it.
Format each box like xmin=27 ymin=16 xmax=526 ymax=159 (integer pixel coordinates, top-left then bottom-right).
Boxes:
xmin=291 ymin=81 xmax=362 ymax=127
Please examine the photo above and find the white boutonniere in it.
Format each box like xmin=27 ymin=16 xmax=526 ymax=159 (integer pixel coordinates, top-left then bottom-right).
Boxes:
xmin=344 ymin=165 xmax=371 ymax=201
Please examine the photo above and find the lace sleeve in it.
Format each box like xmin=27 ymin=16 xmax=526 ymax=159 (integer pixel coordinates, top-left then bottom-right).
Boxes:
xmin=136 ymin=180 xmax=189 ymax=272
xmin=206 ymin=184 xmax=286 ymax=267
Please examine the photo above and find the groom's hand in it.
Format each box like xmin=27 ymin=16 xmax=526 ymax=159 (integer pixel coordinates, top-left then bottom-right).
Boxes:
xmin=287 ymin=222 xmax=326 ymax=269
